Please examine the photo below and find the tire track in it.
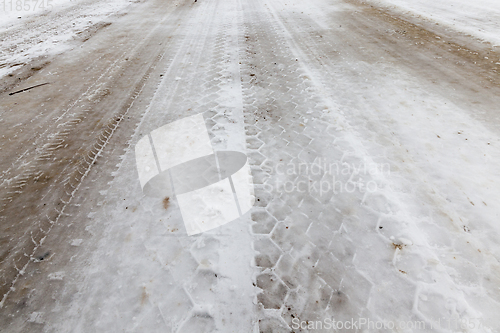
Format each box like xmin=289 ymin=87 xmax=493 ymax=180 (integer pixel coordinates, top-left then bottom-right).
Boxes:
xmin=0 ymin=0 xmax=195 ymax=309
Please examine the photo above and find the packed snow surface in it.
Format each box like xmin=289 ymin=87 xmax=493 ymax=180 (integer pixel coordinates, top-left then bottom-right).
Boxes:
xmin=0 ymin=0 xmax=499 ymax=332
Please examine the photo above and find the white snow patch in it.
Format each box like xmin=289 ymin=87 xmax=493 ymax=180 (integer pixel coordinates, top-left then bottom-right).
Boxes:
xmin=70 ymin=239 xmax=83 ymax=246
xmin=0 ymin=0 xmax=133 ymax=80
xmin=367 ymin=0 xmax=500 ymax=45
xmin=28 ymin=311 xmax=44 ymax=324
xmin=48 ymin=271 xmax=65 ymax=280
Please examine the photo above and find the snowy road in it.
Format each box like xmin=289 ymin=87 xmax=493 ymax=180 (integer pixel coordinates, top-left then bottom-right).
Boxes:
xmin=1 ymin=0 xmax=500 ymax=331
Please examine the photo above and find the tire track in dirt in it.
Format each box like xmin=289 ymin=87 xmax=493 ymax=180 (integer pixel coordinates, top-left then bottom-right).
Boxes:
xmin=0 ymin=0 xmax=195 ymax=308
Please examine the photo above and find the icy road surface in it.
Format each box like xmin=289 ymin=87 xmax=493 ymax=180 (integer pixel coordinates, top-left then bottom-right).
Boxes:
xmin=1 ymin=0 xmax=500 ymax=331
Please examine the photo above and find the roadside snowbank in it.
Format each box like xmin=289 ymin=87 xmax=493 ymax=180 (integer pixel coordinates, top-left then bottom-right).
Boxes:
xmin=366 ymin=0 xmax=500 ymax=46
xmin=0 ymin=0 xmax=75 ymax=27
xmin=0 ymin=0 xmax=132 ymax=79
